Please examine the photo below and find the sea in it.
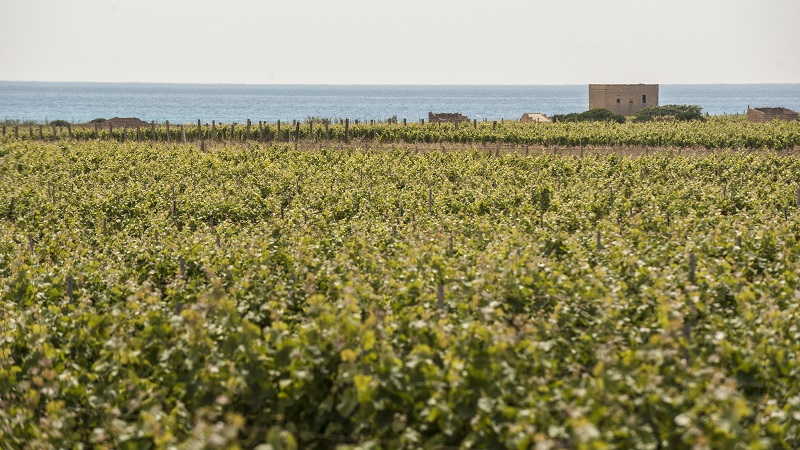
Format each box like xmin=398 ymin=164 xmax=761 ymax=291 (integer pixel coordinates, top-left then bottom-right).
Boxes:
xmin=1 ymin=81 xmax=799 ymax=124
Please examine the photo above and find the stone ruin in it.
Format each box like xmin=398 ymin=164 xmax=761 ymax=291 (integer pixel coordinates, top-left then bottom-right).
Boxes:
xmin=92 ymin=117 xmax=151 ymax=128
xmin=747 ymin=107 xmax=799 ymax=123
xmin=428 ymin=112 xmax=470 ymax=124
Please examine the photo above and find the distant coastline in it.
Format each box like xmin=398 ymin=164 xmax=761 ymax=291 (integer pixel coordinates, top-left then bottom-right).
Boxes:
xmin=2 ymin=81 xmax=799 ymax=123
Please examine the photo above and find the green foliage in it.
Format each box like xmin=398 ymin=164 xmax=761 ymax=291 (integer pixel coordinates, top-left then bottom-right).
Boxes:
xmin=88 ymin=118 xmax=106 ymax=124
xmin=50 ymin=119 xmax=70 ymax=127
xmin=552 ymin=108 xmax=627 ymax=124
xmin=4 ymin=116 xmax=800 ymax=150
xmin=2 ymin=141 xmax=800 ymax=447
xmin=633 ymin=104 xmax=705 ymax=122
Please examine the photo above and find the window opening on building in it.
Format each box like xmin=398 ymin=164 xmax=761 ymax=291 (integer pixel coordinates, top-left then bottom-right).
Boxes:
xmin=616 ymin=98 xmax=621 ymax=104
xmin=642 ymin=95 xmax=647 ymax=103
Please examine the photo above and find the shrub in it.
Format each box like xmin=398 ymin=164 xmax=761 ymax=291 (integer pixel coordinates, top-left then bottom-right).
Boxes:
xmin=89 ymin=118 xmax=107 ymax=124
xmin=51 ymin=120 xmax=70 ymax=127
xmin=552 ymin=109 xmax=626 ymax=124
xmin=632 ymin=105 xmax=704 ymax=122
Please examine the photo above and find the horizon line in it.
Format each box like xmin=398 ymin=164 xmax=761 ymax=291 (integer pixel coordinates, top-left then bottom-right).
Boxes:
xmin=2 ymin=79 xmax=799 ymax=87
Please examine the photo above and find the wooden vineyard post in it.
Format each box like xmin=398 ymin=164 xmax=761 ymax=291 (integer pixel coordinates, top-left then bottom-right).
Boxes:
xmin=609 ymin=186 xmax=614 ymax=209
xmin=122 ymin=126 xmax=127 ymax=142
xmin=136 ymin=125 xmax=141 ymax=142
xmin=197 ymin=119 xmax=202 ymax=141
xmin=66 ymin=274 xmax=74 ymax=303
xmin=230 ymin=123 xmax=235 ymax=142
xmin=246 ymin=119 xmax=251 ymax=140
xmin=166 ymin=121 xmax=171 ymax=143
xmin=403 ymin=118 xmax=407 ymax=127
xmin=259 ymin=121 xmax=264 ymax=142
xmin=345 ymin=118 xmax=349 ymax=143
xmin=428 ymin=188 xmax=433 ymax=214
xmin=473 ymin=119 xmax=477 ymax=129
xmin=277 ymin=120 xmax=281 ymax=142
xmin=437 ymin=283 xmax=445 ymax=316
xmin=681 ymin=250 xmax=695 ymax=364
xmin=151 ymin=121 xmax=157 ymax=142
xmin=15 ymin=126 xmax=19 ymax=139
xmin=52 ymin=124 xmax=57 ymax=141
xmin=309 ymin=120 xmax=313 ymax=142
xmin=171 ymin=184 xmax=177 ymax=218
xmin=94 ymin=122 xmax=99 ymax=139
xmin=108 ymin=123 xmax=113 ymax=141
xmin=1 ymin=125 xmax=4 ymax=137
xmin=596 ymin=230 xmax=601 ymax=251
xmin=67 ymin=122 xmax=72 ymax=139
xmin=181 ymin=124 xmax=186 ymax=143
xmin=325 ymin=120 xmax=330 ymax=140
xmin=212 ymin=120 xmax=217 ymax=141
xmin=295 ymin=121 xmax=300 ymax=149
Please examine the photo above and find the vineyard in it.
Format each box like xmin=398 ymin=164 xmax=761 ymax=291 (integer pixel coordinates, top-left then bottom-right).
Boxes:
xmin=2 ymin=138 xmax=800 ymax=448
xmin=3 ymin=115 xmax=800 ymax=150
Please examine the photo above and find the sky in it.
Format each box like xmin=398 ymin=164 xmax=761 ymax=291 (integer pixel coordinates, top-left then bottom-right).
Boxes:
xmin=1 ymin=0 xmax=798 ymax=85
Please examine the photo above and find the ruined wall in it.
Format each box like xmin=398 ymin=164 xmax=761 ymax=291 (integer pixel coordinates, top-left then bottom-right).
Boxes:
xmin=589 ymin=84 xmax=659 ymax=116
xmin=94 ymin=117 xmax=151 ymax=128
xmin=428 ymin=112 xmax=470 ymax=124
xmin=747 ymin=108 xmax=799 ymax=123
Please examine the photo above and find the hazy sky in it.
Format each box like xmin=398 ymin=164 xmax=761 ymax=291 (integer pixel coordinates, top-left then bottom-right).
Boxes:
xmin=1 ymin=0 xmax=798 ymax=85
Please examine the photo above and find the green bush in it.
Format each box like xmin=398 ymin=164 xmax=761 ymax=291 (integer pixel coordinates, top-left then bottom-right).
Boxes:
xmin=50 ymin=120 xmax=70 ymax=127
xmin=89 ymin=118 xmax=106 ymax=124
xmin=552 ymin=108 xmax=626 ymax=124
xmin=632 ymin=105 xmax=704 ymax=122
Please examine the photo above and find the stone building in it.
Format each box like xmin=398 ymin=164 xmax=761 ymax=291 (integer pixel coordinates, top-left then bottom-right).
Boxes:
xmin=589 ymin=84 xmax=659 ymax=116
xmin=747 ymin=107 xmax=799 ymax=123
xmin=520 ymin=113 xmax=551 ymax=123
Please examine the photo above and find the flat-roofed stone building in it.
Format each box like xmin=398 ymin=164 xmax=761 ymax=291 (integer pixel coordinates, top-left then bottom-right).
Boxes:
xmin=589 ymin=84 xmax=659 ymax=116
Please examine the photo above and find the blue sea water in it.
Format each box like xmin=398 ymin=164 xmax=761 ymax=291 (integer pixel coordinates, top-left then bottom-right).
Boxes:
xmin=1 ymin=81 xmax=799 ymax=124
